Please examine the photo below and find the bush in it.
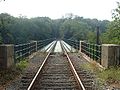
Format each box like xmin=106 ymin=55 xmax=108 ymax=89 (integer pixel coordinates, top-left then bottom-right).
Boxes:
xmin=16 ymin=59 xmax=28 ymax=71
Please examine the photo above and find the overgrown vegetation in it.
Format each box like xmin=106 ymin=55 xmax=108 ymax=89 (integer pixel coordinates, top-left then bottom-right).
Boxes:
xmin=81 ymin=61 xmax=120 ymax=88
xmin=98 ymin=67 xmax=120 ymax=84
xmin=0 ymin=59 xmax=28 ymax=85
xmin=16 ymin=59 xmax=28 ymax=71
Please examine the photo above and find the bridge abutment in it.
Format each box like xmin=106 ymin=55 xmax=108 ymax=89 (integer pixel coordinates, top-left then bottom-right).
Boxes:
xmin=0 ymin=44 xmax=14 ymax=69
xmin=101 ymin=44 xmax=120 ymax=68
xmin=80 ymin=40 xmax=120 ymax=68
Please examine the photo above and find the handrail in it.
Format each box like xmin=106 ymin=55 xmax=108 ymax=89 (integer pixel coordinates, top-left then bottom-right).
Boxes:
xmin=81 ymin=41 xmax=101 ymax=64
xmin=63 ymin=38 xmax=80 ymax=50
xmin=14 ymin=38 xmax=55 ymax=63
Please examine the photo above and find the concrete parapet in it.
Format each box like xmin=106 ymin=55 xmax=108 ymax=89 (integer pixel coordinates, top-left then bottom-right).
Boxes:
xmin=101 ymin=44 xmax=120 ymax=68
xmin=0 ymin=44 xmax=14 ymax=69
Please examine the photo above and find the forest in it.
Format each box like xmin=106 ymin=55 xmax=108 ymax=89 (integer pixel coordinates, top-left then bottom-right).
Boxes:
xmin=0 ymin=2 xmax=120 ymax=45
xmin=0 ymin=13 xmax=109 ymax=44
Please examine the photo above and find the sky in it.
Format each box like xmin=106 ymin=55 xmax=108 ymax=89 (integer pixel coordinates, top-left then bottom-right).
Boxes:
xmin=0 ymin=0 xmax=118 ymax=20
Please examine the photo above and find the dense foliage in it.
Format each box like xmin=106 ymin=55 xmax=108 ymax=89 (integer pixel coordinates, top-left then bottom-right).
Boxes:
xmin=101 ymin=2 xmax=120 ymax=44
xmin=0 ymin=14 xmax=54 ymax=44
xmin=0 ymin=13 xmax=109 ymax=44
xmin=59 ymin=16 xmax=109 ymax=43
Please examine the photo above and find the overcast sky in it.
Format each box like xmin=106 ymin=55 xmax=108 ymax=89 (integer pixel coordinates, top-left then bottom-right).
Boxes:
xmin=0 ymin=0 xmax=118 ymax=20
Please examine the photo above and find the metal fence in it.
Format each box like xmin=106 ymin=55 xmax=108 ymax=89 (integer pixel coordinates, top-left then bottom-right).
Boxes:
xmin=81 ymin=41 xmax=101 ymax=64
xmin=63 ymin=39 xmax=80 ymax=50
xmin=14 ymin=38 xmax=55 ymax=63
xmin=14 ymin=41 xmax=37 ymax=62
xmin=37 ymin=38 xmax=55 ymax=50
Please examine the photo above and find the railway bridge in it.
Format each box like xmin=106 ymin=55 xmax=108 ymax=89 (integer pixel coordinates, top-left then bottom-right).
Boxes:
xmin=0 ymin=38 xmax=120 ymax=90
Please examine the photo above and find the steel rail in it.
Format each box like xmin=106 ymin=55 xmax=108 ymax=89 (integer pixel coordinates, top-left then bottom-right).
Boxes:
xmin=60 ymin=41 xmax=86 ymax=90
xmin=62 ymin=41 xmax=71 ymax=52
xmin=27 ymin=41 xmax=57 ymax=90
xmin=42 ymin=41 xmax=55 ymax=52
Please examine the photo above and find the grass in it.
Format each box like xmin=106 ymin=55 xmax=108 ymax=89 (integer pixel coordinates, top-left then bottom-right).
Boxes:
xmin=98 ymin=67 xmax=120 ymax=84
xmin=16 ymin=59 xmax=28 ymax=71
xmin=81 ymin=61 xmax=120 ymax=88
xmin=0 ymin=59 xmax=28 ymax=86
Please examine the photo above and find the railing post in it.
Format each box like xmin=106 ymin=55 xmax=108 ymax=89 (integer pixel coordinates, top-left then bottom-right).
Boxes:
xmin=79 ymin=41 xmax=84 ymax=53
xmin=0 ymin=44 xmax=14 ymax=69
xmin=30 ymin=41 xmax=37 ymax=52
xmin=34 ymin=41 xmax=37 ymax=52
xmin=89 ymin=43 xmax=91 ymax=59
xmin=101 ymin=44 xmax=120 ymax=68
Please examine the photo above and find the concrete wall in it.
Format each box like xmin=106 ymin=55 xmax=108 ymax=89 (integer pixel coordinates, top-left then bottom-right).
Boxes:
xmin=0 ymin=44 xmax=14 ymax=69
xmin=101 ymin=44 xmax=120 ymax=68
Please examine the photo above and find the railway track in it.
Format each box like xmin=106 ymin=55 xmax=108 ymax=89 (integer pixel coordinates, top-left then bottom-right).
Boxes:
xmin=20 ymin=40 xmax=96 ymax=90
xmin=68 ymin=54 xmax=96 ymax=90
xmin=26 ymin=41 xmax=85 ymax=90
xmin=61 ymin=40 xmax=97 ymax=90
xmin=19 ymin=41 xmax=57 ymax=90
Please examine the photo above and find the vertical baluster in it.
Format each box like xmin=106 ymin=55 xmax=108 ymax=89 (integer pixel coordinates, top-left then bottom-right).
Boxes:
xmin=93 ymin=44 xmax=94 ymax=60
xmin=89 ymin=43 xmax=91 ymax=58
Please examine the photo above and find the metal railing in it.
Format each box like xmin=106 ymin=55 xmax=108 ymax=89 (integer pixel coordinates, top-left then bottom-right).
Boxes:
xmin=63 ymin=39 xmax=80 ymax=51
xmin=14 ymin=38 xmax=55 ymax=63
xmin=14 ymin=41 xmax=37 ymax=62
xmin=37 ymin=38 xmax=55 ymax=50
xmin=81 ymin=41 xmax=101 ymax=64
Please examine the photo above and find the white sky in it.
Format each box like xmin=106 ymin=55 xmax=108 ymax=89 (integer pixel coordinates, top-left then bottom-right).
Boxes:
xmin=0 ymin=0 xmax=118 ymax=20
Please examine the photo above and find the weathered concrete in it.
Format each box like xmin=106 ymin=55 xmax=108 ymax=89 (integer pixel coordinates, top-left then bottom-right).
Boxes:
xmin=101 ymin=44 xmax=120 ymax=68
xmin=0 ymin=44 xmax=14 ymax=69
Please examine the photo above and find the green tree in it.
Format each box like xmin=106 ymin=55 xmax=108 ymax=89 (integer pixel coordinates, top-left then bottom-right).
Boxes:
xmin=0 ymin=13 xmax=109 ymax=44
xmin=59 ymin=19 xmax=90 ymax=40
xmin=101 ymin=2 xmax=120 ymax=44
xmin=0 ymin=13 xmax=14 ymax=44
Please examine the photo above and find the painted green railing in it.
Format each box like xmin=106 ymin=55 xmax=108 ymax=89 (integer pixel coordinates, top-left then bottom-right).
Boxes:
xmin=63 ymin=39 xmax=79 ymax=50
xmin=14 ymin=38 xmax=55 ymax=63
xmin=81 ymin=41 xmax=101 ymax=64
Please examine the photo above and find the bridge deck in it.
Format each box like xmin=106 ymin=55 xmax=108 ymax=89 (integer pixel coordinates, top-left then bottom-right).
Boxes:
xmin=5 ymin=50 xmax=96 ymax=90
xmin=2 ymin=40 xmax=120 ymax=90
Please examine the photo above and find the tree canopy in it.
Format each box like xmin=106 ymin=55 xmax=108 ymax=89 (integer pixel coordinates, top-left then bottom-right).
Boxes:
xmin=0 ymin=13 xmax=109 ymax=44
xmin=101 ymin=2 xmax=120 ymax=44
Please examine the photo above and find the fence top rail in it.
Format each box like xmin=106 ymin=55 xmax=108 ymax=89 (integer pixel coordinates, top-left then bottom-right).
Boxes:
xmin=82 ymin=41 xmax=101 ymax=47
xmin=64 ymin=39 xmax=79 ymax=42
xmin=37 ymin=38 xmax=54 ymax=43
xmin=15 ymin=42 xmax=36 ymax=47
xmin=15 ymin=43 xmax=31 ymax=47
xmin=15 ymin=38 xmax=55 ymax=47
